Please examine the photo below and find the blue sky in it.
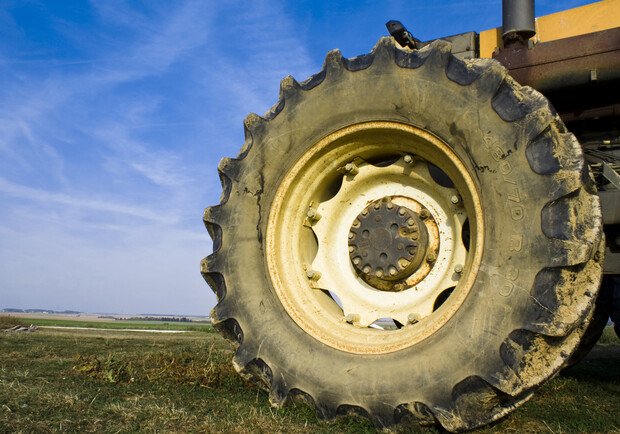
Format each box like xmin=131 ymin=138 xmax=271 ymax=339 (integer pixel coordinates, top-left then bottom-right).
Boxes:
xmin=0 ymin=0 xmax=592 ymax=315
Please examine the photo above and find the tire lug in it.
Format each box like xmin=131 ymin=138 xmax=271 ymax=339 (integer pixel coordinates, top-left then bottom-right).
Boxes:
xmin=353 ymin=257 xmax=361 ymax=265
xmin=349 ymin=246 xmax=355 ymax=253
xmin=403 ymin=154 xmax=415 ymax=165
xmin=398 ymin=208 xmax=406 ymax=216
xmin=375 ymin=269 xmax=383 ymax=278
xmin=451 ymin=195 xmax=462 ymax=206
xmin=388 ymin=266 xmax=397 ymax=276
xmin=454 ymin=264 xmax=464 ymax=274
xmin=426 ymin=252 xmax=437 ymax=263
xmin=348 ymin=231 xmax=355 ymax=239
xmin=419 ymin=209 xmax=430 ymax=220
xmin=363 ymin=265 xmax=371 ymax=274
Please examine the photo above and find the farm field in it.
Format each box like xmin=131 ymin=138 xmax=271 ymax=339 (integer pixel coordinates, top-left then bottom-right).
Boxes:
xmin=1 ymin=317 xmax=619 ymax=433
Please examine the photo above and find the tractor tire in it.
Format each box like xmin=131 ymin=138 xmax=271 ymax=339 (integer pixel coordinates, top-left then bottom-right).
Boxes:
xmin=564 ymin=275 xmax=614 ymax=369
xmin=202 ymin=38 xmax=604 ymax=432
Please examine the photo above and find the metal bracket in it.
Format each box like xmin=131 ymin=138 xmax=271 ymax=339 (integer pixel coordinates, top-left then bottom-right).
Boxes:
xmin=385 ymin=21 xmax=420 ymax=49
xmin=603 ymin=162 xmax=620 ymax=190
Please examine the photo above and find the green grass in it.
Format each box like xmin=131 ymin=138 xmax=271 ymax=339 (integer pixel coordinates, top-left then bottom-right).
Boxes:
xmin=1 ymin=325 xmax=618 ymax=433
xmin=0 ymin=315 xmax=27 ymax=329
xmin=13 ymin=317 xmax=213 ymax=332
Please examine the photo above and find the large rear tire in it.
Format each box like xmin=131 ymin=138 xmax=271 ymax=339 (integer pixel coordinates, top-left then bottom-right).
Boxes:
xmin=202 ymin=38 xmax=603 ymax=431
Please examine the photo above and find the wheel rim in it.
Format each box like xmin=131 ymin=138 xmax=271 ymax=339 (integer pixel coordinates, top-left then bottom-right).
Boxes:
xmin=266 ymin=121 xmax=484 ymax=354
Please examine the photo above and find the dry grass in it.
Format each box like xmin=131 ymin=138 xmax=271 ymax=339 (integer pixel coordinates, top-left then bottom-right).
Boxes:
xmin=0 ymin=325 xmax=618 ymax=433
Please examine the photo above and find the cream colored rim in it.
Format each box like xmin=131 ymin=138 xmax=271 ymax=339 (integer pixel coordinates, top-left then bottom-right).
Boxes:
xmin=266 ymin=122 xmax=483 ymax=354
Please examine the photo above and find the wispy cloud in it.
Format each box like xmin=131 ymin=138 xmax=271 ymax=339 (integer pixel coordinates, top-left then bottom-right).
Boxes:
xmin=0 ymin=177 xmax=175 ymax=224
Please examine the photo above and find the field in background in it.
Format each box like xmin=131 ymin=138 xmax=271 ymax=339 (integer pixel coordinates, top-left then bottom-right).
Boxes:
xmin=4 ymin=313 xmax=211 ymax=332
xmin=1 ymin=317 xmax=619 ymax=432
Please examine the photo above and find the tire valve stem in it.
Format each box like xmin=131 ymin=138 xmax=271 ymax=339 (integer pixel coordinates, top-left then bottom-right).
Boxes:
xmin=306 ymin=269 xmax=322 ymax=281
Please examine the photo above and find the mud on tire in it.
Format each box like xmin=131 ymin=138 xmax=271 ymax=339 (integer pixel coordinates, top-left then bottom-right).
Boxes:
xmin=202 ymin=38 xmax=603 ymax=432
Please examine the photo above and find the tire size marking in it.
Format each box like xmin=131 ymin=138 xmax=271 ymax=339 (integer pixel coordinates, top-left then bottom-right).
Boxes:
xmin=499 ymin=265 xmax=519 ymax=297
xmin=482 ymin=138 xmax=525 ymax=298
xmin=503 ymin=178 xmax=524 ymax=222
xmin=481 ymin=135 xmax=525 ymax=221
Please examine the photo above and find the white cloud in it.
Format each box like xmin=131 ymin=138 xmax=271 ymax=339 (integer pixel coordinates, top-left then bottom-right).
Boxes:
xmin=0 ymin=177 xmax=175 ymax=224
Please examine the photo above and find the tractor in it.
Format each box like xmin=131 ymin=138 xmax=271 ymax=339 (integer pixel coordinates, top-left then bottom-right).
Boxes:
xmin=202 ymin=0 xmax=619 ymax=430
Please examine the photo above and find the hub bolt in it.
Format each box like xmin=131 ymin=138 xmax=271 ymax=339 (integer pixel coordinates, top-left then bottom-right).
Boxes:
xmin=426 ymin=252 xmax=437 ymax=263
xmin=344 ymin=162 xmax=359 ymax=175
xmin=419 ymin=209 xmax=430 ymax=220
xmin=407 ymin=313 xmax=420 ymax=324
xmin=306 ymin=269 xmax=321 ymax=281
xmin=454 ymin=264 xmax=464 ymax=274
xmin=345 ymin=313 xmax=359 ymax=324
xmin=306 ymin=208 xmax=321 ymax=221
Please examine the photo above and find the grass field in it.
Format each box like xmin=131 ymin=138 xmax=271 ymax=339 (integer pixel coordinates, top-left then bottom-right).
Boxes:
xmin=10 ymin=317 xmax=212 ymax=332
xmin=1 ymin=316 xmax=619 ymax=432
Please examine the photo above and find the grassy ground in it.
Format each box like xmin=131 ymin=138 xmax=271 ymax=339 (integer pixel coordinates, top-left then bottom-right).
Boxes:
xmin=1 ymin=319 xmax=618 ymax=433
xmin=10 ymin=317 xmax=211 ymax=332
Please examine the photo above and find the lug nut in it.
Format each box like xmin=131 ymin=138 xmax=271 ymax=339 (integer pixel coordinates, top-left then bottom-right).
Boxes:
xmin=407 ymin=313 xmax=420 ymax=324
xmin=363 ymin=265 xmax=371 ymax=274
xmin=426 ymin=252 xmax=437 ymax=263
xmin=389 ymin=266 xmax=397 ymax=276
xmin=454 ymin=264 xmax=464 ymax=274
xmin=344 ymin=162 xmax=359 ymax=175
xmin=403 ymin=155 xmax=414 ymax=165
xmin=348 ymin=232 xmax=354 ymax=239
xmin=375 ymin=270 xmax=383 ymax=278
xmin=306 ymin=208 xmax=321 ymax=221
xmin=419 ymin=209 xmax=430 ymax=220
xmin=407 ymin=219 xmax=415 ymax=226
xmin=399 ymin=258 xmax=411 ymax=268
xmin=398 ymin=208 xmax=406 ymax=216
xmin=353 ymin=257 xmax=361 ymax=265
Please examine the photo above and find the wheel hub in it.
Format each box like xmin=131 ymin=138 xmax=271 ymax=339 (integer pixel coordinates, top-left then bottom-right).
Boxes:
xmin=349 ymin=197 xmax=430 ymax=291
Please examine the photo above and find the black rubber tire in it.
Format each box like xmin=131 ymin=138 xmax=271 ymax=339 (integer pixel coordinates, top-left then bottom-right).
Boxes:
xmin=202 ymin=38 xmax=603 ymax=432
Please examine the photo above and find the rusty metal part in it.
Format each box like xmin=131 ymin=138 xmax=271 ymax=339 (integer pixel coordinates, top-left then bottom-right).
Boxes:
xmin=349 ymin=197 xmax=433 ymax=291
xmin=494 ymin=27 xmax=620 ymax=94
